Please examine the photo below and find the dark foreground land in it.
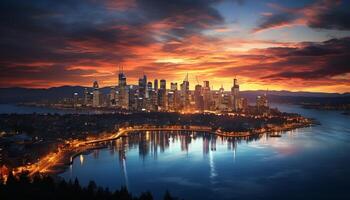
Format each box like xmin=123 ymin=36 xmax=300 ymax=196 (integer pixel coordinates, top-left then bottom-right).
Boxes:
xmin=0 ymin=172 xmax=177 ymax=200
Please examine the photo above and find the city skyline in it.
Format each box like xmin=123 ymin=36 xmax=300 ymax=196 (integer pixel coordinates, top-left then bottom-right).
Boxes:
xmin=1 ymin=0 xmax=350 ymax=92
xmin=80 ymin=71 xmax=251 ymax=112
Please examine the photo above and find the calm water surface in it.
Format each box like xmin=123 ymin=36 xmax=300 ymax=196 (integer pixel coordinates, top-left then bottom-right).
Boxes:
xmin=58 ymin=104 xmax=350 ymax=200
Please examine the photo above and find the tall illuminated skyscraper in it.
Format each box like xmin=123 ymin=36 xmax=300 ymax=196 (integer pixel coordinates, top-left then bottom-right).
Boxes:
xmin=231 ymin=78 xmax=239 ymax=111
xmin=154 ymin=79 xmax=158 ymax=91
xmin=168 ymin=82 xmax=178 ymax=111
xmin=83 ymin=87 xmax=90 ymax=106
xmin=92 ymin=80 xmax=100 ymax=107
xmin=158 ymin=79 xmax=167 ymax=110
xmin=109 ymin=87 xmax=116 ymax=106
xmin=117 ymin=66 xmax=128 ymax=109
xmin=180 ymin=74 xmax=190 ymax=109
xmin=202 ymin=80 xmax=211 ymax=110
xmin=194 ymin=84 xmax=204 ymax=111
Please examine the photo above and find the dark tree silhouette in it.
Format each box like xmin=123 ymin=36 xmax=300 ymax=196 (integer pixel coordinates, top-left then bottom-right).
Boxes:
xmin=0 ymin=172 xmax=178 ymax=200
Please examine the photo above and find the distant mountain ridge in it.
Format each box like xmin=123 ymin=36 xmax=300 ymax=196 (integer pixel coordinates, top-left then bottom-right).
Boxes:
xmin=0 ymin=86 xmax=349 ymax=104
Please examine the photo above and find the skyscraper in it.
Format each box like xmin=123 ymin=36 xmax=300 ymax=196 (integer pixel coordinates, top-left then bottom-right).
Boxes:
xmin=168 ymin=82 xmax=178 ymax=111
xmin=231 ymin=78 xmax=239 ymax=111
xmin=138 ymin=75 xmax=147 ymax=110
xmin=170 ymin=82 xmax=177 ymax=91
xmin=194 ymin=84 xmax=204 ymax=111
xmin=158 ymin=79 xmax=167 ymax=110
xmin=83 ymin=87 xmax=90 ymax=106
xmin=154 ymin=79 xmax=158 ymax=91
xmin=160 ymin=79 xmax=166 ymax=90
xmin=92 ymin=80 xmax=100 ymax=107
xmin=117 ymin=66 xmax=128 ymax=109
xmin=202 ymin=80 xmax=211 ymax=110
xmin=180 ymin=74 xmax=190 ymax=109
xmin=109 ymin=87 xmax=116 ymax=106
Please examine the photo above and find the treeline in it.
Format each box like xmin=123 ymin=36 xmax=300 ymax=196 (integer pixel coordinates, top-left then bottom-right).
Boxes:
xmin=0 ymin=173 xmax=178 ymax=200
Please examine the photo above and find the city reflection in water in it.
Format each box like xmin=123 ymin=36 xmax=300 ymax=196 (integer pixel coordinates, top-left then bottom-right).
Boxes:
xmin=85 ymin=131 xmax=265 ymax=164
xmin=71 ymin=131 xmax=279 ymax=193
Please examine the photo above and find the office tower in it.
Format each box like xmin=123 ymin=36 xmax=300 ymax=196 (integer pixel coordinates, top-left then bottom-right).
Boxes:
xmin=202 ymin=80 xmax=211 ymax=110
xmin=239 ymin=98 xmax=248 ymax=111
xmin=73 ymin=92 xmax=79 ymax=107
xmin=256 ymin=96 xmax=263 ymax=108
xmin=231 ymin=78 xmax=239 ymax=111
xmin=147 ymin=81 xmax=152 ymax=98
xmin=118 ymin=66 xmax=128 ymax=109
xmin=138 ymin=75 xmax=147 ymax=98
xmin=180 ymin=74 xmax=190 ymax=109
xmin=154 ymin=79 xmax=158 ymax=91
xmin=138 ymin=75 xmax=147 ymax=110
xmin=170 ymin=82 xmax=177 ymax=91
xmin=160 ymin=79 xmax=166 ymax=90
xmin=219 ymin=84 xmax=225 ymax=104
xmin=128 ymin=85 xmax=138 ymax=110
xmin=168 ymin=82 xmax=178 ymax=111
xmin=257 ymin=91 xmax=268 ymax=109
xmin=83 ymin=88 xmax=89 ymax=106
xmin=158 ymin=79 xmax=167 ymax=110
xmin=167 ymin=91 xmax=175 ymax=111
xmin=109 ymin=87 xmax=116 ymax=106
xmin=263 ymin=90 xmax=268 ymax=107
xmin=92 ymin=80 xmax=100 ymax=107
xmin=217 ymin=85 xmax=227 ymax=111
xmin=194 ymin=84 xmax=204 ymax=111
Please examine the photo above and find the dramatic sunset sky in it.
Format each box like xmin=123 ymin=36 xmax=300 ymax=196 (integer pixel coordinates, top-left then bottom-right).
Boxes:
xmin=1 ymin=0 xmax=350 ymax=92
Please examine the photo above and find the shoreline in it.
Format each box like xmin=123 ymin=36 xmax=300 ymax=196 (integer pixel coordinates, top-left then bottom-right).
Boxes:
xmin=16 ymin=120 xmax=315 ymax=177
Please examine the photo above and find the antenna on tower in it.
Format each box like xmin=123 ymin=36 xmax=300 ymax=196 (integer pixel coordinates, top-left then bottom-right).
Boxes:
xmin=195 ymin=76 xmax=199 ymax=85
xmin=184 ymin=73 xmax=189 ymax=82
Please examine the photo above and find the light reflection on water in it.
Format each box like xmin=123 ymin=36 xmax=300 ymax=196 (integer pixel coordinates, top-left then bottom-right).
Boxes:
xmin=60 ymin=104 xmax=350 ymax=200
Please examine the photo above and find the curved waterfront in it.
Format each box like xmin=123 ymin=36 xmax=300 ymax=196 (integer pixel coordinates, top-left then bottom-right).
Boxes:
xmin=59 ymin=104 xmax=350 ymax=200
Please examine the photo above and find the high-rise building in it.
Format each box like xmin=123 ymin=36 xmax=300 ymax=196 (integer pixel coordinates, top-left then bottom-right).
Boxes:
xmin=170 ymin=82 xmax=177 ymax=91
xmin=158 ymin=79 xmax=167 ymax=110
xmin=231 ymin=78 xmax=239 ymax=111
xmin=160 ymin=79 xmax=166 ymax=90
xmin=83 ymin=87 xmax=90 ymax=106
xmin=180 ymin=74 xmax=190 ymax=109
xmin=168 ymin=82 xmax=178 ymax=111
xmin=154 ymin=79 xmax=158 ymax=91
xmin=117 ymin=67 xmax=128 ymax=109
xmin=128 ymin=85 xmax=137 ymax=110
xmin=137 ymin=75 xmax=147 ymax=110
xmin=92 ymin=80 xmax=100 ymax=107
xmin=73 ymin=92 xmax=79 ymax=107
xmin=109 ymin=87 xmax=116 ymax=106
xmin=147 ymin=81 xmax=152 ymax=98
xmin=138 ymin=75 xmax=147 ymax=98
xmin=194 ymin=84 xmax=204 ymax=111
xmin=202 ymin=81 xmax=211 ymax=110
xmin=256 ymin=92 xmax=268 ymax=109
xmin=239 ymin=97 xmax=248 ymax=111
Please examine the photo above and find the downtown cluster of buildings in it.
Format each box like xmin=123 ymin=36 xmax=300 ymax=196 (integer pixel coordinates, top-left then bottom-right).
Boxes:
xmin=75 ymin=69 xmax=268 ymax=112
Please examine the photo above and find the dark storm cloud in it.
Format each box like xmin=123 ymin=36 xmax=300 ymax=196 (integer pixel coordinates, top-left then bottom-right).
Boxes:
xmin=0 ymin=0 xmax=226 ymax=64
xmin=254 ymin=0 xmax=350 ymax=32
xmin=307 ymin=6 xmax=350 ymax=30
xmin=262 ymin=37 xmax=350 ymax=79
